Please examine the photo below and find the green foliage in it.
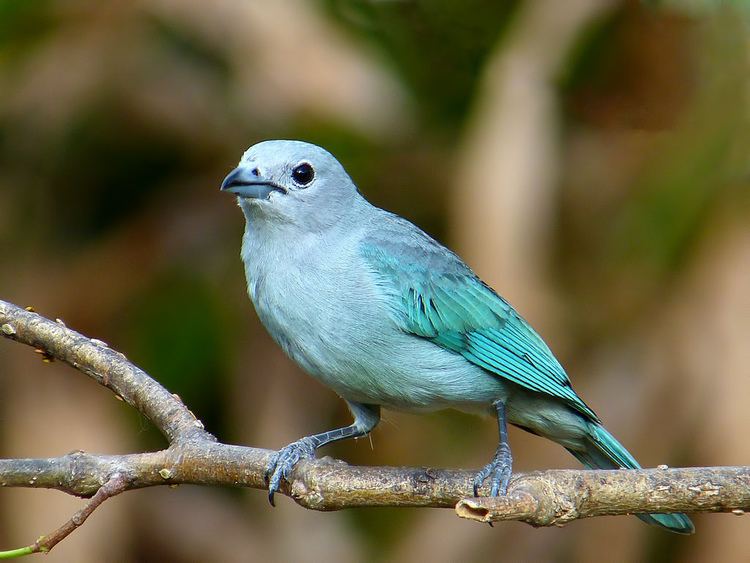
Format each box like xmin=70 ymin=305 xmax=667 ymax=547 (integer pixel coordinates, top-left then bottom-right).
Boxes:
xmin=0 ymin=0 xmax=55 ymax=59
xmin=323 ymin=0 xmax=520 ymax=132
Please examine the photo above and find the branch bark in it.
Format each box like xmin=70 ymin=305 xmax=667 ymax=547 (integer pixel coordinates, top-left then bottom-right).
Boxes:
xmin=456 ymin=466 xmax=750 ymax=526
xmin=0 ymin=298 xmax=747 ymax=555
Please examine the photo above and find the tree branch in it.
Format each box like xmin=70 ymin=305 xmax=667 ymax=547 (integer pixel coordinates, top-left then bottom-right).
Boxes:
xmin=0 ymin=298 xmax=747 ymax=555
xmin=456 ymin=466 xmax=750 ymax=526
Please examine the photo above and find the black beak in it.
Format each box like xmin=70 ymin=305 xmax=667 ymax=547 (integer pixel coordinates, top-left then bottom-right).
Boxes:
xmin=220 ymin=167 xmax=286 ymax=199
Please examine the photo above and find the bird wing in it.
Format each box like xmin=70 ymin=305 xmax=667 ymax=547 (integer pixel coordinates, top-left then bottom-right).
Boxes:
xmin=361 ymin=220 xmax=597 ymax=420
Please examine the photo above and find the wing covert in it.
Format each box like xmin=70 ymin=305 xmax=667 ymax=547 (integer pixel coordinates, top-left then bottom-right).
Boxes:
xmin=361 ymin=228 xmax=597 ymax=420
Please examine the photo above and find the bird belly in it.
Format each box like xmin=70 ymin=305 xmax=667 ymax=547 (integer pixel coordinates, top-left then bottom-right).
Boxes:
xmin=252 ymin=281 xmax=505 ymax=411
xmin=308 ymin=329 xmax=509 ymax=412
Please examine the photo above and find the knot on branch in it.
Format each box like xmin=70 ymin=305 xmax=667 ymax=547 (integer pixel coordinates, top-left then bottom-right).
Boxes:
xmin=456 ymin=474 xmax=577 ymax=527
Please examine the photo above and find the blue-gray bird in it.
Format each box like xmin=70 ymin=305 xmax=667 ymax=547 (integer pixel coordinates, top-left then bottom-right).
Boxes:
xmin=221 ymin=140 xmax=693 ymax=534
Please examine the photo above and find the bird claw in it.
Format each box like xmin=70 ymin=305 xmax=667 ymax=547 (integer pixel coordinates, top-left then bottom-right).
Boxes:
xmin=265 ymin=437 xmax=318 ymax=506
xmin=473 ymin=445 xmax=513 ymax=497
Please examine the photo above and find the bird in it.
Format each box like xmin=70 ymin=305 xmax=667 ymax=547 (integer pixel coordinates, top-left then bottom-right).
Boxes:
xmin=220 ymin=139 xmax=694 ymax=534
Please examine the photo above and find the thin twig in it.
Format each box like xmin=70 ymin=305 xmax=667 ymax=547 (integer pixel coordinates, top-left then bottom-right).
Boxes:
xmin=0 ymin=473 xmax=130 ymax=559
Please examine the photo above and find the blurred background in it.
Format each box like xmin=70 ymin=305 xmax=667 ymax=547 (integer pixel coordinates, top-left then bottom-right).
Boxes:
xmin=1 ymin=0 xmax=749 ymax=561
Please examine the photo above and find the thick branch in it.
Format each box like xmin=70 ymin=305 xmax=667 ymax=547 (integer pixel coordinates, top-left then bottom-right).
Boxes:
xmin=0 ymin=447 xmax=472 ymax=508
xmin=1 ymin=449 xmax=748 ymax=517
xmin=457 ymin=467 xmax=750 ymax=526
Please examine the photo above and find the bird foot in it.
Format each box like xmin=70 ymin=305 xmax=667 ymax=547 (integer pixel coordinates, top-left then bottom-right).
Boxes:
xmin=473 ymin=443 xmax=513 ymax=497
xmin=265 ymin=436 xmax=318 ymax=506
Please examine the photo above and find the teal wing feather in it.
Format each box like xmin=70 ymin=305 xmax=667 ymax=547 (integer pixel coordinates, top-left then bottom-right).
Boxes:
xmin=361 ymin=222 xmax=598 ymax=421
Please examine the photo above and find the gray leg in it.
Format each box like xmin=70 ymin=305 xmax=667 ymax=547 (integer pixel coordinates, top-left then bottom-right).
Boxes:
xmin=473 ymin=400 xmax=513 ymax=496
xmin=265 ymin=401 xmax=380 ymax=505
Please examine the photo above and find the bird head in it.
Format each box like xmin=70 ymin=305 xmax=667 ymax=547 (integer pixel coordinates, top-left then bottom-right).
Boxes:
xmin=221 ymin=140 xmax=361 ymax=230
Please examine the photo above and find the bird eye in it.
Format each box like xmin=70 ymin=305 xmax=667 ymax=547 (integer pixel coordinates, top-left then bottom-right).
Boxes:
xmin=291 ymin=162 xmax=315 ymax=187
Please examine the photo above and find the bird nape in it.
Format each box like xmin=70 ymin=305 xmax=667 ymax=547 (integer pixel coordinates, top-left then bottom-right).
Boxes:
xmin=220 ymin=139 xmax=694 ymax=535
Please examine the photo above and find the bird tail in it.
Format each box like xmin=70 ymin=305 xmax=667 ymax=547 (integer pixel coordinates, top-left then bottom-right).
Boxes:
xmin=566 ymin=423 xmax=695 ymax=535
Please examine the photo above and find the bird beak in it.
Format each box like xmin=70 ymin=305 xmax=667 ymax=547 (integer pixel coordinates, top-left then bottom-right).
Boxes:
xmin=220 ymin=167 xmax=286 ymax=199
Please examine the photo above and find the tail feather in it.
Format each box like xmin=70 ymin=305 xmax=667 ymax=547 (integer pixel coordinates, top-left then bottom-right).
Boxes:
xmin=566 ymin=423 xmax=694 ymax=535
